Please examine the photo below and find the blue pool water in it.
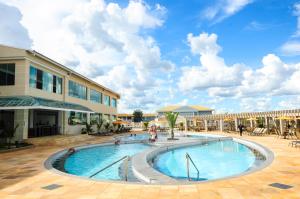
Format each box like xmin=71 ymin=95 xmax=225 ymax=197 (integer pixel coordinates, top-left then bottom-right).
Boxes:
xmin=119 ymin=133 xmax=168 ymax=141
xmin=119 ymin=133 xmax=150 ymax=141
xmin=153 ymin=140 xmax=257 ymax=181
xmin=64 ymin=143 xmax=150 ymax=180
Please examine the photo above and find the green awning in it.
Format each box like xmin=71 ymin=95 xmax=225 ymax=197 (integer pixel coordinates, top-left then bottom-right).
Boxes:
xmin=0 ymin=96 xmax=93 ymax=113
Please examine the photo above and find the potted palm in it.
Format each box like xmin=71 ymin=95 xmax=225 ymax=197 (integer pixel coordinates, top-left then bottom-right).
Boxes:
xmin=96 ymin=118 xmax=105 ymax=134
xmin=104 ymin=121 xmax=112 ymax=135
xmin=165 ymin=112 xmax=179 ymax=140
xmin=143 ymin=122 xmax=149 ymax=131
xmin=81 ymin=122 xmax=94 ymax=134
xmin=5 ymin=123 xmax=19 ymax=149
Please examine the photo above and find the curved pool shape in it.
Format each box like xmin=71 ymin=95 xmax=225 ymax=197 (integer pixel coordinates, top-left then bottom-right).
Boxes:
xmin=153 ymin=140 xmax=264 ymax=181
xmin=64 ymin=143 xmax=150 ymax=180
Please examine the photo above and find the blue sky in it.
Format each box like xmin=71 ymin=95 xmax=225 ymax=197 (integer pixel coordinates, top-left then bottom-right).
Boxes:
xmin=1 ymin=0 xmax=300 ymax=113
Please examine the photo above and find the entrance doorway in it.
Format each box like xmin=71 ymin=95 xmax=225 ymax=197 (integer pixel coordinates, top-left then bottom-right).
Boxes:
xmin=28 ymin=110 xmax=61 ymax=138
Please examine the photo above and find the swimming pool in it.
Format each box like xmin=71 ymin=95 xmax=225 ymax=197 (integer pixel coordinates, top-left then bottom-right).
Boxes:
xmin=153 ymin=140 xmax=265 ymax=181
xmin=47 ymin=133 xmax=272 ymax=184
xmin=118 ymin=132 xmax=168 ymax=142
xmin=64 ymin=143 xmax=150 ymax=180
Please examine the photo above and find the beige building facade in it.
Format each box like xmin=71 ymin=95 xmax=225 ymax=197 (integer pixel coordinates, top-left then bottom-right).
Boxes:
xmin=0 ymin=44 xmax=120 ymax=141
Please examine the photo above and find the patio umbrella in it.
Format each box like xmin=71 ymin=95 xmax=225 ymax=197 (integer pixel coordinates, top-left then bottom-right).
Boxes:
xmin=274 ymin=116 xmax=294 ymax=121
xmin=224 ymin=118 xmax=234 ymax=122
xmin=112 ymin=120 xmax=128 ymax=125
xmin=246 ymin=117 xmax=258 ymax=121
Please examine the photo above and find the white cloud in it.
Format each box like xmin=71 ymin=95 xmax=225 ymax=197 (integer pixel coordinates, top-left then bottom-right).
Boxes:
xmin=0 ymin=2 xmax=32 ymax=48
xmin=1 ymin=0 xmax=174 ymax=113
xmin=179 ymin=33 xmax=244 ymax=91
xmin=179 ymin=32 xmax=300 ymax=111
xmin=280 ymin=41 xmax=300 ymax=56
xmin=203 ymin=0 xmax=253 ymax=23
xmin=240 ymin=97 xmax=271 ymax=112
xmin=279 ymin=2 xmax=300 ymax=56
xmin=278 ymin=96 xmax=300 ymax=109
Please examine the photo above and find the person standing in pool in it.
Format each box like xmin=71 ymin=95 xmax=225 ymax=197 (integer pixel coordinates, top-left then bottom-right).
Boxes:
xmin=149 ymin=125 xmax=157 ymax=142
xmin=238 ymin=124 xmax=244 ymax=136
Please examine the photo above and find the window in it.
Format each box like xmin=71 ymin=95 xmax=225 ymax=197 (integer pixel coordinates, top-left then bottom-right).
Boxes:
xmin=67 ymin=111 xmax=87 ymax=125
xmin=111 ymin=98 xmax=117 ymax=108
xmin=29 ymin=65 xmax=62 ymax=94
xmin=68 ymin=80 xmax=87 ymax=100
xmin=104 ymin=95 xmax=110 ymax=106
xmin=90 ymin=113 xmax=102 ymax=125
xmin=42 ymin=71 xmax=53 ymax=92
xmin=56 ymin=77 xmax=62 ymax=94
xmin=36 ymin=68 xmax=43 ymax=89
xmin=90 ymin=89 xmax=102 ymax=103
xmin=29 ymin=66 xmax=37 ymax=88
xmin=53 ymin=76 xmax=62 ymax=94
xmin=0 ymin=63 xmax=15 ymax=86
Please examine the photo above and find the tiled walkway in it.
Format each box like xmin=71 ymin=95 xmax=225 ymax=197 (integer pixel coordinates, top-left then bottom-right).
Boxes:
xmin=0 ymin=132 xmax=299 ymax=199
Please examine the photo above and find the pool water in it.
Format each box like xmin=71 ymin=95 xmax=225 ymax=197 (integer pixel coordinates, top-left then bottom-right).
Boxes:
xmin=153 ymin=140 xmax=258 ymax=181
xmin=119 ymin=133 xmax=168 ymax=142
xmin=119 ymin=133 xmax=150 ymax=141
xmin=64 ymin=143 xmax=150 ymax=180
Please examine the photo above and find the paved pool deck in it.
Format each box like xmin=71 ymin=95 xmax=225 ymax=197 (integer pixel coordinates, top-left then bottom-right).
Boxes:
xmin=0 ymin=132 xmax=299 ymax=199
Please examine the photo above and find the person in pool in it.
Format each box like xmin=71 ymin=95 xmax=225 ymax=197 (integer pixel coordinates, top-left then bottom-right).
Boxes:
xmin=149 ymin=125 xmax=157 ymax=142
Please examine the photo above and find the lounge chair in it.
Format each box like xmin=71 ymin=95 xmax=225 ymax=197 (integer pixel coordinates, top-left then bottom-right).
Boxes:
xmin=255 ymin=128 xmax=267 ymax=136
xmin=250 ymin=128 xmax=261 ymax=136
xmin=289 ymin=129 xmax=300 ymax=147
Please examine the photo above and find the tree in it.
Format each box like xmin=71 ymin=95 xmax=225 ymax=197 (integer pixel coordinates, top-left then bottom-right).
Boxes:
xmin=165 ymin=112 xmax=179 ymax=140
xmin=81 ymin=122 xmax=94 ymax=135
xmin=5 ymin=123 xmax=19 ymax=149
xmin=143 ymin=122 xmax=149 ymax=130
xmin=133 ymin=110 xmax=143 ymax=123
xmin=104 ymin=121 xmax=112 ymax=133
xmin=96 ymin=118 xmax=105 ymax=133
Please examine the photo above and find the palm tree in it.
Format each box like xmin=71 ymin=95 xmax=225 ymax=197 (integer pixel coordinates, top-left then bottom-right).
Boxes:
xmin=143 ymin=122 xmax=149 ymax=131
xmin=96 ymin=118 xmax=105 ymax=133
xmin=81 ymin=122 xmax=94 ymax=134
xmin=104 ymin=121 xmax=112 ymax=134
xmin=165 ymin=112 xmax=179 ymax=140
xmin=5 ymin=123 xmax=19 ymax=149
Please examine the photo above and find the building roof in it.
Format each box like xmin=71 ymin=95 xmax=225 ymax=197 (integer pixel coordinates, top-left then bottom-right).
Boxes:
xmin=118 ymin=113 xmax=157 ymax=117
xmin=0 ymin=44 xmax=120 ymax=99
xmin=157 ymin=105 xmax=213 ymax=112
xmin=0 ymin=96 xmax=93 ymax=113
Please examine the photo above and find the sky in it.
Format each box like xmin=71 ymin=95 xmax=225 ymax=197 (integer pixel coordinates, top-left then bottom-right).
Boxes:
xmin=1 ymin=0 xmax=300 ymax=113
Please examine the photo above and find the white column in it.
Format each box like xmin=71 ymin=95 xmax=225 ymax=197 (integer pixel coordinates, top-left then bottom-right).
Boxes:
xmin=219 ymin=119 xmax=224 ymax=132
xmin=234 ymin=118 xmax=238 ymax=131
xmin=204 ymin=120 xmax=208 ymax=132
xmin=250 ymin=120 xmax=253 ymax=128
xmin=265 ymin=117 xmax=269 ymax=133
xmin=279 ymin=119 xmax=284 ymax=134
xmin=14 ymin=109 xmax=29 ymax=140
xmin=184 ymin=118 xmax=188 ymax=132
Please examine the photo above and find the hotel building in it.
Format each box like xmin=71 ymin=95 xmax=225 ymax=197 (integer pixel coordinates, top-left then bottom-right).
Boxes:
xmin=117 ymin=113 xmax=157 ymax=123
xmin=157 ymin=105 xmax=213 ymax=117
xmin=0 ymin=44 xmax=120 ymax=141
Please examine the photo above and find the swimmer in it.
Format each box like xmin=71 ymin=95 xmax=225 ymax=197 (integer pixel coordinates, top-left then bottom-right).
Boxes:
xmin=68 ymin=148 xmax=75 ymax=154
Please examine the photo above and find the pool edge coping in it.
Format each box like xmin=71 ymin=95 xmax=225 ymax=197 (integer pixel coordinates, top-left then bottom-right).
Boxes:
xmin=131 ymin=136 xmax=274 ymax=185
xmin=44 ymin=133 xmax=274 ymax=185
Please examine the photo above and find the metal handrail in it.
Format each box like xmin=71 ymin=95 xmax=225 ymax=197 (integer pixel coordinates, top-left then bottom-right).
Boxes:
xmin=186 ymin=153 xmax=199 ymax=181
xmin=89 ymin=155 xmax=130 ymax=180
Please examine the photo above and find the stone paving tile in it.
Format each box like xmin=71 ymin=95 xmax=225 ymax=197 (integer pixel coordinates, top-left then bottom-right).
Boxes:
xmin=0 ymin=132 xmax=299 ymax=198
